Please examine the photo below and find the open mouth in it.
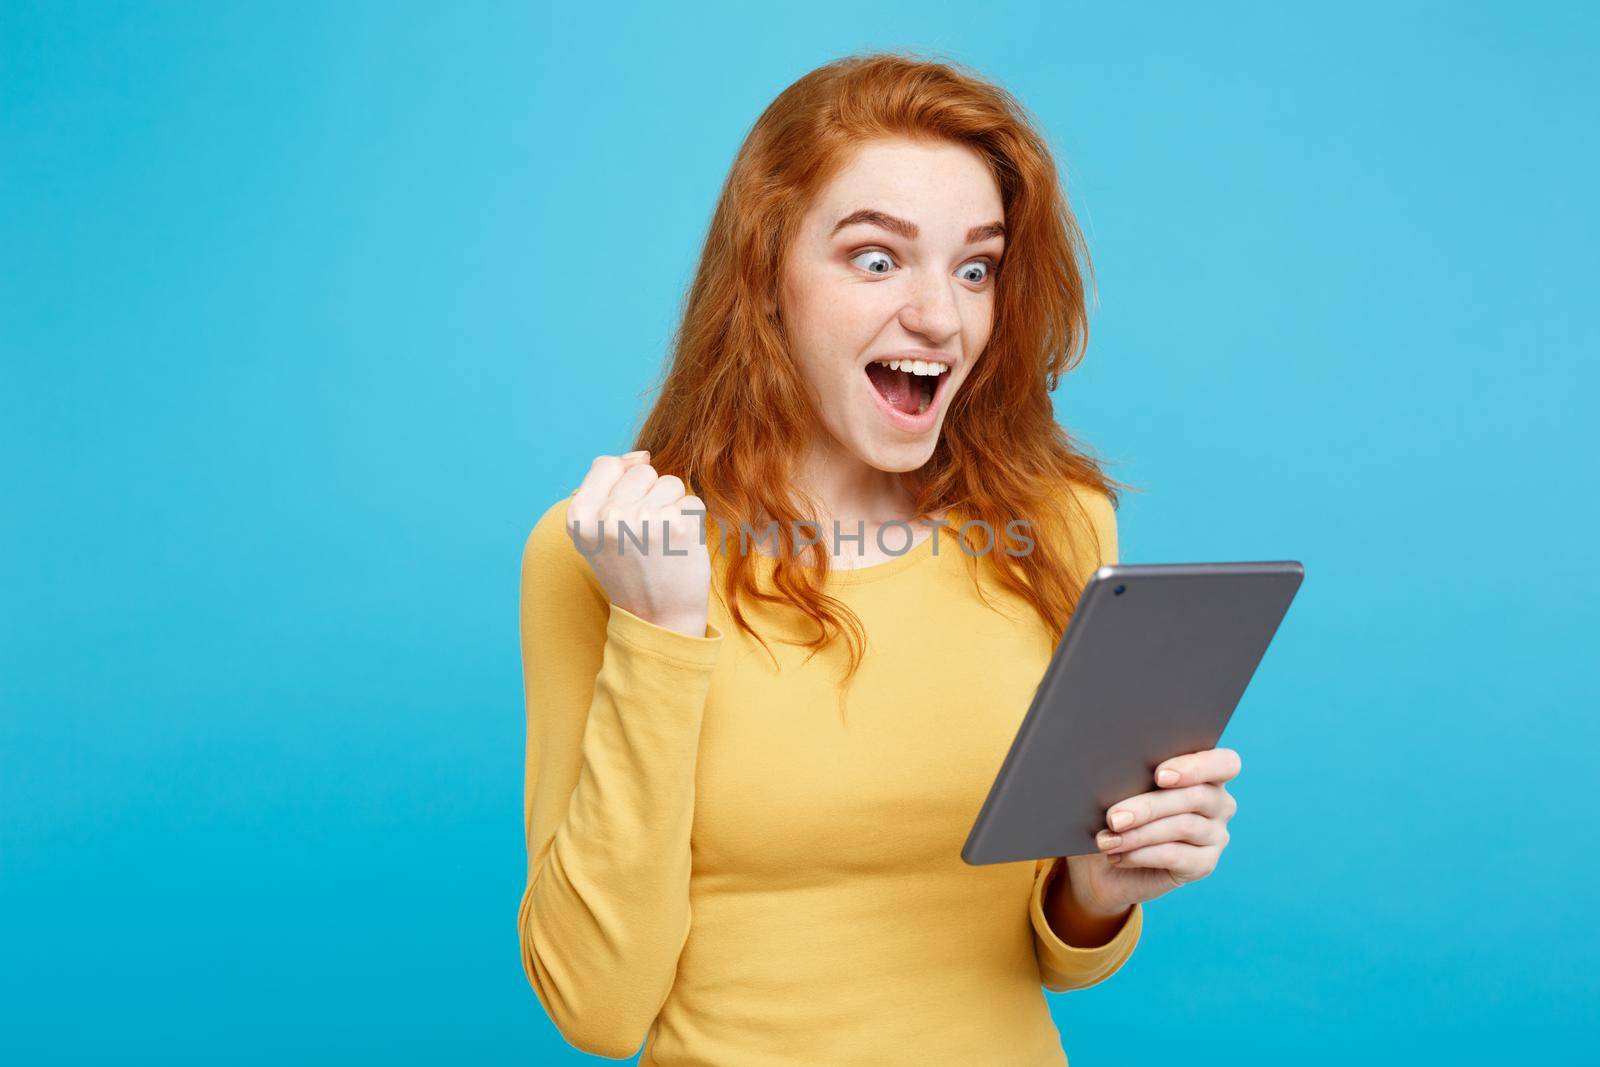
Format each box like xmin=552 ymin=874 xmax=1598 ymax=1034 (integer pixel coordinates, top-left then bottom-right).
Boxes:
xmin=864 ymin=358 xmax=949 ymax=419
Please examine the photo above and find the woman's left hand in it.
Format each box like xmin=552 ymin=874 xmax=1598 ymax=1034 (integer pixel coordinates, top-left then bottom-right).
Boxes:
xmin=1064 ymin=747 xmax=1241 ymax=916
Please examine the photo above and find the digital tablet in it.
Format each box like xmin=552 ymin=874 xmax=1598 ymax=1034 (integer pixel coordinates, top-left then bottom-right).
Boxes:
xmin=961 ymin=561 xmax=1305 ymax=865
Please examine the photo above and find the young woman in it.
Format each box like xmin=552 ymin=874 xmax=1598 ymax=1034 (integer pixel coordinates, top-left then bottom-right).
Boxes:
xmin=517 ymin=52 xmax=1240 ymax=1065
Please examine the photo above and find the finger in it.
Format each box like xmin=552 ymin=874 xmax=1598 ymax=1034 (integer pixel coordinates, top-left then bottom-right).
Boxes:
xmin=572 ymin=453 xmax=646 ymax=509
xmin=676 ymin=493 xmax=711 ymax=545
xmin=1110 ymin=841 xmax=1220 ymax=883
xmin=1105 ymin=783 xmax=1231 ymax=833
xmin=1098 ymin=811 xmax=1228 ymax=856
xmin=631 ymin=475 xmax=688 ymax=550
xmin=606 ymin=461 xmax=659 ymax=506
xmin=640 ymin=473 xmax=686 ymax=509
xmin=1154 ymin=747 xmax=1242 ymax=789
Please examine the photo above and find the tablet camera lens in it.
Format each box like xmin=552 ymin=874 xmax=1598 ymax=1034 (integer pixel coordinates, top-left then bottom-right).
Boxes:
xmin=1113 ymin=584 xmax=1126 ymax=595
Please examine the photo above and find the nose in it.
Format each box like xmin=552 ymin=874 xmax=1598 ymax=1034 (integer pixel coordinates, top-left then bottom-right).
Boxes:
xmin=897 ymin=267 xmax=962 ymax=345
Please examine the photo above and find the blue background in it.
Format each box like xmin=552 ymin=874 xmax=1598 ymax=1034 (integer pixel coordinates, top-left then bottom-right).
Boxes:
xmin=4 ymin=2 xmax=1596 ymax=1063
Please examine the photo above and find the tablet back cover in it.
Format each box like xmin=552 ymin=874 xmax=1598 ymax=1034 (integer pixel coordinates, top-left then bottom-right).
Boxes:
xmin=961 ymin=561 xmax=1304 ymax=865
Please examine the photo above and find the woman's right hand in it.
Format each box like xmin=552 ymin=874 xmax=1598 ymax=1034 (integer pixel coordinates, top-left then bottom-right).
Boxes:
xmin=565 ymin=450 xmax=713 ymax=638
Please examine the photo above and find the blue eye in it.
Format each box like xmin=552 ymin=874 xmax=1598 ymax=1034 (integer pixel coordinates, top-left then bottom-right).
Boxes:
xmin=851 ymin=249 xmax=895 ymax=274
xmin=959 ymin=261 xmax=991 ymax=284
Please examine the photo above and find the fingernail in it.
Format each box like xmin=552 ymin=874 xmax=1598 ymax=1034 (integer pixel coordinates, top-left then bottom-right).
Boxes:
xmin=1100 ymin=833 xmax=1122 ymax=849
xmin=622 ymin=450 xmax=649 ymax=458
xmin=1156 ymin=768 xmax=1180 ymax=786
xmin=1108 ymin=853 xmax=1123 ymax=864
xmin=1110 ymin=810 xmax=1133 ymax=831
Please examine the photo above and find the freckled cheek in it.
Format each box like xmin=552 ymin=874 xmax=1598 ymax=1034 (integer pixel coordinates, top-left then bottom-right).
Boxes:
xmin=964 ymin=299 xmax=994 ymax=353
xmin=788 ymin=318 xmax=865 ymax=406
xmin=804 ymin=290 xmax=879 ymax=372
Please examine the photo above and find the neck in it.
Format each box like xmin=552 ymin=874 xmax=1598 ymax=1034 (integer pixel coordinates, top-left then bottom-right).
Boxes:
xmin=791 ymin=432 xmax=919 ymax=530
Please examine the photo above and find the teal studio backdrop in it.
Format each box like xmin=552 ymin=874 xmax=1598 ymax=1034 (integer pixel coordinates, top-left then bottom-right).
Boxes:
xmin=3 ymin=2 xmax=1596 ymax=1064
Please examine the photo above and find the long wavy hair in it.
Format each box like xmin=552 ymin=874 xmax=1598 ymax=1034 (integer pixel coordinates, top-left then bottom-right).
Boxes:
xmin=633 ymin=49 xmax=1136 ymax=694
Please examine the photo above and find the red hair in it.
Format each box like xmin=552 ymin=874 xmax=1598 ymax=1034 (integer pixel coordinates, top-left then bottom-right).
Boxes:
xmin=632 ymin=49 xmax=1136 ymax=693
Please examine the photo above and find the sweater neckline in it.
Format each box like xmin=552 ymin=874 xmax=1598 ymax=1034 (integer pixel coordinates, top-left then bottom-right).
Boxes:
xmin=815 ymin=525 xmax=940 ymax=585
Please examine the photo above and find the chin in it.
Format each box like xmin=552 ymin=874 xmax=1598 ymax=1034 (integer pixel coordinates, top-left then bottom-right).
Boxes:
xmin=856 ymin=433 xmax=938 ymax=473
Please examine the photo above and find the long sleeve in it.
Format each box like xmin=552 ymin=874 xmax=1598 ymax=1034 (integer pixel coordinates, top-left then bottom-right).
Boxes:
xmin=1028 ymin=481 xmax=1144 ymax=992
xmin=515 ymin=495 xmax=725 ymax=1058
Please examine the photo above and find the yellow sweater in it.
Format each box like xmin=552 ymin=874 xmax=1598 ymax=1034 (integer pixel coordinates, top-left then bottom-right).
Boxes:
xmin=516 ymin=483 xmax=1143 ymax=1065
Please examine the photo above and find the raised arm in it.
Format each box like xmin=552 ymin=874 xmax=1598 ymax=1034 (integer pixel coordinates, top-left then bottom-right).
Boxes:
xmin=515 ymin=485 xmax=723 ymax=1056
xmin=1029 ymin=481 xmax=1144 ymax=992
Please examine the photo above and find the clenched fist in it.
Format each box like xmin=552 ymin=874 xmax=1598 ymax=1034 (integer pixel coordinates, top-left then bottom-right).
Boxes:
xmin=566 ymin=450 xmax=712 ymax=638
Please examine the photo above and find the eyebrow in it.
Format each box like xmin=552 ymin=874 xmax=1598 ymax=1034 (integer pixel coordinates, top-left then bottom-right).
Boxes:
xmin=831 ymin=208 xmax=1005 ymax=245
